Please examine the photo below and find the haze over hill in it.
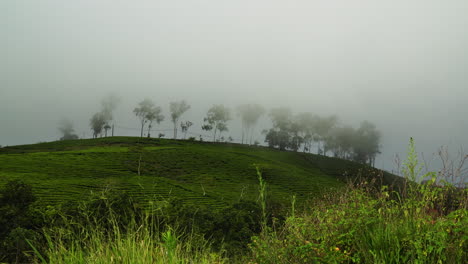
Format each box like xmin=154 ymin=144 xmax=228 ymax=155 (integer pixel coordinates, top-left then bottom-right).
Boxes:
xmin=1 ymin=0 xmax=467 ymax=174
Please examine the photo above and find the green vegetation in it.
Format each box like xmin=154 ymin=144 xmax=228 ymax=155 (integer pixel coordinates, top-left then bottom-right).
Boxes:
xmin=249 ymin=139 xmax=467 ymax=263
xmin=250 ymin=183 xmax=467 ymax=263
xmin=0 ymin=137 xmax=465 ymax=263
xmin=0 ymin=136 xmax=366 ymax=208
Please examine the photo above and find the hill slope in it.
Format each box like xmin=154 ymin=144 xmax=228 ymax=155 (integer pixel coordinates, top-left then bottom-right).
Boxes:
xmin=0 ymin=137 xmax=400 ymax=208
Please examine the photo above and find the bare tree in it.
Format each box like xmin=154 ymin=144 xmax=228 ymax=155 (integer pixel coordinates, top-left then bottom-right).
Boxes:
xmin=170 ymin=100 xmax=190 ymax=139
xmin=437 ymin=146 xmax=467 ymax=187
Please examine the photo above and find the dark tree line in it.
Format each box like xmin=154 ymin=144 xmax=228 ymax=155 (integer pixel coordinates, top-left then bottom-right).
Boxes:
xmin=262 ymin=107 xmax=381 ymax=165
xmin=58 ymin=96 xmax=381 ymax=166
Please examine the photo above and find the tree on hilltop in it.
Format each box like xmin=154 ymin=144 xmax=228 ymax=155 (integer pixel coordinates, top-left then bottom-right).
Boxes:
xmin=100 ymin=93 xmax=121 ymax=136
xmin=134 ymin=99 xmax=164 ymax=138
xmin=263 ymin=107 xmax=293 ymax=151
xmin=237 ymin=104 xmax=265 ymax=145
xmin=170 ymin=100 xmax=191 ymax=139
xmin=58 ymin=118 xmax=79 ymax=140
xmin=352 ymin=121 xmax=381 ymax=166
xmin=90 ymin=112 xmax=106 ymax=138
xmin=202 ymin=105 xmax=231 ymax=142
xmin=180 ymin=121 xmax=193 ymax=139
xmin=145 ymin=106 xmax=164 ymax=138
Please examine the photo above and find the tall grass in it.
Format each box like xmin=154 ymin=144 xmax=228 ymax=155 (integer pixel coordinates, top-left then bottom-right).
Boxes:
xmin=249 ymin=139 xmax=467 ymax=263
xmin=31 ymin=194 xmax=226 ymax=264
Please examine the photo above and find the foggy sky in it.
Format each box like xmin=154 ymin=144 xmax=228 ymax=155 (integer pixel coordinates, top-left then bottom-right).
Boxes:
xmin=1 ymin=0 xmax=467 ymax=173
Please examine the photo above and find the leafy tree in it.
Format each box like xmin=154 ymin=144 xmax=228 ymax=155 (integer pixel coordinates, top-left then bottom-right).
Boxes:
xmin=100 ymin=93 xmax=121 ymax=136
xmin=58 ymin=118 xmax=79 ymax=140
xmin=263 ymin=107 xmax=294 ymax=151
xmin=170 ymin=100 xmax=190 ymax=139
xmin=237 ymin=104 xmax=265 ymax=145
xmin=263 ymin=129 xmax=292 ymax=151
xmin=325 ymin=126 xmax=356 ymax=159
xmin=294 ymin=112 xmax=318 ymax=153
xmin=90 ymin=112 xmax=106 ymax=138
xmin=352 ymin=121 xmax=381 ymax=166
xmin=133 ymin=99 xmax=163 ymax=138
xmin=314 ymin=115 xmax=338 ymax=155
xmin=145 ymin=106 xmax=164 ymax=138
xmin=180 ymin=121 xmax=193 ymax=139
xmin=202 ymin=105 xmax=231 ymax=142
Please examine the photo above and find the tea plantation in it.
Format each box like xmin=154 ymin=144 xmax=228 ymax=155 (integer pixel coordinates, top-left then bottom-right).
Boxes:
xmin=0 ymin=137 xmax=399 ymax=208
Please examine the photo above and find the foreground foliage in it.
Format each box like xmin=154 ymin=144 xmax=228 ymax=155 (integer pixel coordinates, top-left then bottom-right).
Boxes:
xmin=249 ymin=139 xmax=467 ymax=263
xmin=249 ymin=185 xmax=466 ymax=263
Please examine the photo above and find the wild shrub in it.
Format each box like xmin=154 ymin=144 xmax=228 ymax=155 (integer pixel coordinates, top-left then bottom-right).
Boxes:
xmin=248 ymin=139 xmax=467 ymax=263
xmin=0 ymin=180 xmax=41 ymax=263
xmin=158 ymin=198 xmax=263 ymax=256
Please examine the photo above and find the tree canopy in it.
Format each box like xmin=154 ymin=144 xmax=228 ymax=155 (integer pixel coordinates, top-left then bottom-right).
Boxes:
xmin=202 ymin=105 xmax=231 ymax=142
xmin=170 ymin=100 xmax=191 ymax=139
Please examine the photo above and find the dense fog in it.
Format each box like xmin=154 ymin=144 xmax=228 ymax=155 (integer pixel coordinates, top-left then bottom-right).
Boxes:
xmin=1 ymin=0 xmax=467 ymax=175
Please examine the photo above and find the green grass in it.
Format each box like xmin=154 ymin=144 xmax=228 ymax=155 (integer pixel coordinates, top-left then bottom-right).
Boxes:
xmin=0 ymin=136 xmax=386 ymax=209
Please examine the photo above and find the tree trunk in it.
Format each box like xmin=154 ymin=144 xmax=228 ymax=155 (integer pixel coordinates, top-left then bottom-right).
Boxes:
xmin=249 ymin=126 xmax=254 ymax=145
xmin=147 ymin=122 xmax=152 ymax=138
xmin=140 ymin=120 xmax=144 ymax=138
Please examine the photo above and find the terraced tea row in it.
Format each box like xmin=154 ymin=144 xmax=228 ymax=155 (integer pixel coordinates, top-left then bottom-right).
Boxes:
xmin=1 ymin=137 xmax=382 ymax=209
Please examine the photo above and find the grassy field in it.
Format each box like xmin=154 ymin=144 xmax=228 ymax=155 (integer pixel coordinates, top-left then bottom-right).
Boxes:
xmin=0 ymin=137 xmax=399 ymax=209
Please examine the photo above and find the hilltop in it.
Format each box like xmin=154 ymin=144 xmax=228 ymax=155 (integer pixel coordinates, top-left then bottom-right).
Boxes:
xmin=0 ymin=137 xmax=401 ymax=208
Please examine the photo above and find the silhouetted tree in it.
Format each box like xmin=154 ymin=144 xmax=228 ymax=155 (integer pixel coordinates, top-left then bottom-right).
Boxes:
xmin=237 ymin=104 xmax=265 ymax=145
xmin=352 ymin=121 xmax=381 ymax=166
xmin=314 ymin=115 xmax=338 ymax=155
xmin=202 ymin=105 xmax=231 ymax=142
xmin=263 ymin=107 xmax=293 ymax=151
xmin=170 ymin=100 xmax=190 ymax=139
xmin=103 ymin=124 xmax=111 ymax=137
xmin=90 ymin=112 xmax=106 ymax=138
xmin=325 ymin=126 xmax=356 ymax=159
xmin=134 ymin=99 xmax=162 ymax=137
xmin=101 ymin=93 xmax=121 ymax=136
xmin=58 ymin=118 xmax=79 ymax=140
xmin=180 ymin=121 xmax=193 ymax=139
xmin=145 ymin=106 xmax=164 ymax=138
xmin=294 ymin=112 xmax=318 ymax=153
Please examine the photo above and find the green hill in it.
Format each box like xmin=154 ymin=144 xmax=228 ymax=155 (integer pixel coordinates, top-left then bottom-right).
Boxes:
xmin=0 ymin=137 xmax=401 ymax=208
